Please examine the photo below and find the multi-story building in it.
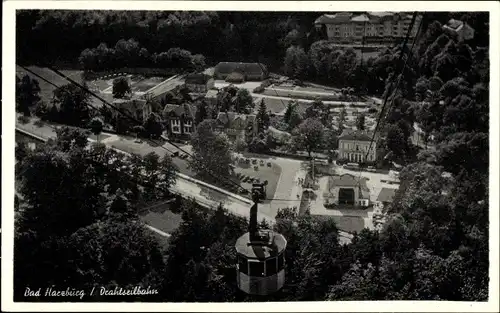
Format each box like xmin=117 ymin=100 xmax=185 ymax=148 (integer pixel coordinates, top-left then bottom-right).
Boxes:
xmin=215 ymin=112 xmax=258 ymax=142
xmin=112 ymin=98 xmax=152 ymax=123
xmin=314 ymin=12 xmax=422 ymax=45
xmin=338 ymin=129 xmax=377 ymax=163
xmin=184 ymin=73 xmax=215 ymax=94
xmin=162 ymin=103 xmax=197 ymax=139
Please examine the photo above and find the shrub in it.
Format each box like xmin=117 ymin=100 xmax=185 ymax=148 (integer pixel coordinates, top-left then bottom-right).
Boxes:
xmin=33 ymin=120 xmax=45 ymax=127
xmin=253 ymin=86 xmax=265 ymax=93
xmin=17 ymin=115 xmax=30 ymax=124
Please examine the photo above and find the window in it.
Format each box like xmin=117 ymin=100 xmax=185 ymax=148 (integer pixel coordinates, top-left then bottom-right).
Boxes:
xmin=266 ymin=258 xmax=277 ymax=276
xmin=184 ymin=120 xmax=192 ymax=126
xmin=184 ymin=126 xmax=192 ymax=134
xmin=249 ymin=260 xmax=265 ymax=277
xmin=172 ymin=126 xmax=180 ymax=133
xmin=172 ymin=119 xmax=180 ymax=126
xmin=278 ymin=253 xmax=285 ymax=271
xmin=238 ymin=256 xmax=248 ymax=275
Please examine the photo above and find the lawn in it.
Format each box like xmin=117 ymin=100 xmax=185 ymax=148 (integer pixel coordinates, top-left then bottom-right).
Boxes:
xmin=130 ymin=77 xmax=166 ymax=92
xmin=139 ymin=201 xmax=184 ymax=250
xmin=254 ymin=97 xmax=288 ymax=114
xmin=330 ymin=215 xmax=366 ymax=234
xmin=59 ymin=70 xmax=84 ymax=84
xmin=233 ymin=159 xmax=282 ymax=200
xmin=140 ymin=205 xmax=182 ymax=234
xmin=295 ymin=86 xmax=340 ymax=95
xmin=314 ymin=214 xmax=366 ymax=234
xmin=263 ymin=88 xmax=342 ymax=101
xmin=16 ymin=65 xmax=70 ymax=103
xmin=88 ymin=79 xmax=112 ymax=92
xmin=88 ymin=133 xmax=111 ymax=141
xmin=89 ymin=92 xmax=114 ymax=108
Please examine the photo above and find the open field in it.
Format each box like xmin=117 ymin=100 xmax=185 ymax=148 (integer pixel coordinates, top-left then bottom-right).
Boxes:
xmin=214 ymin=80 xmax=262 ymax=92
xmin=16 ymin=66 xmax=71 ymax=103
xmin=263 ymin=88 xmax=343 ymax=101
xmin=140 ymin=204 xmax=182 ymax=234
xmin=131 ymin=77 xmax=165 ymax=92
xmin=330 ymin=215 xmax=366 ymax=233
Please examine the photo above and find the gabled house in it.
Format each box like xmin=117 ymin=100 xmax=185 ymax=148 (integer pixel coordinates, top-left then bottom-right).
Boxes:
xmin=112 ymin=98 xmax=151 ymax=123
xmin=324 ymin=173 xmax=370 ymax=208
xmin=185 ymin=73 xmax=215 ymax=93
xmin=443 ymin=19 xmax=475 ymax=42
xmin=163 ymin=103 xmax=197 ymax=139
xmin=205 ymin=89 xmax=219 ymax=107
xmin=215 ymin=112 xmax=258 ymax=142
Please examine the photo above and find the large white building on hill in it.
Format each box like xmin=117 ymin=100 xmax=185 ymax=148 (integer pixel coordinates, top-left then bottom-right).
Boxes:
xmin=314 ymin=12 xmax=423 ymax=45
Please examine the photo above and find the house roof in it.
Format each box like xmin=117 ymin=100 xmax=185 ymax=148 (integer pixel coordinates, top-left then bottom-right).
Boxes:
xmin=163 ymin=103 xmax=196 ymax=119
xmin=112 ymin=98 xmax=147 ymax=110
xmin=185 ymin=73 xmax=211 ymax=85
xmin=338 ymin=129 xmax=374 ymax=141
xmin=205 ymin=89 xmax=219 ymax=98
xmin=315 ymin=12 xmax=415 ymax=25
xmin=376 ymin=187 xmax=397 ymax=203
xmin=216 ymin=112 xmax=255 ymax=129
xmin=147 ymin=76 xmax=185 ymax=98
xmin=328 ymin=174 xmax=369 ymax=190
xmin=214 ymin=62 xmax=268 ymax=76
xmin=351 ymin=14 xmax=370 ymax=22
xmin=446 ymin=19 xmax=464 ymax=30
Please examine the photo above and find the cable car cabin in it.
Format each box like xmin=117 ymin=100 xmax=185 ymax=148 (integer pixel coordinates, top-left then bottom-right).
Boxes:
xmin=235 ymin=229 xmax=287 ymax=296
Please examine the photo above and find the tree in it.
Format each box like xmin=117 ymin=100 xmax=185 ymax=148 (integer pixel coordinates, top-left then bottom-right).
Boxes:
xmin=65 ymin=218 xmax=166 ymax=301
xmin=386 ymin=124 xmax=408 ymax=161
xmin=339 ymin=108 xmax=347 ymax=124
xmin=256 ymin=99 xmax=270 ymax=133
xmin=143 ymin=113 xmax=163 ymax=139
xmin=323 ymin=127 xmax=339 ymax=153
xmin=190 ymin=120 xmax=233 ymax=184
xmin=194 ymin=100 xmax=208 ymax=125
xmin=294 ymin=118 xmax=324 ymax=157
xmin=356 ymin=113 xmax=366 ymax=131
xmin=234 ymin=138 xmax=248 ymax=153
xmin=112 ymin=77 xmax=131 ymax=99
xmin=234 ymin=89 xmax=254 ymax=114
xmin=16 ymin=74 xmax=41 ymax=116
xmin=52 ymin=83 xmax=91 ymax=126
xmin=132 ymin=125 xmax=145 ymax=139
xmin=284 ymin=100 xmax=302 ymax=131
xmin=284 ymin=46 xmax=309 ymax=79
xmin=88 ymin=117 xmax=104 ymax=142
xmin=305 ymin=99 xmax=323 ymax=120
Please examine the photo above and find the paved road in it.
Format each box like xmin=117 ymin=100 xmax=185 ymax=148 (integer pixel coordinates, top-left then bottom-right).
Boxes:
xmin=15 ymin=118 xmax=273 ymax=223
xmin=251 ymin=93 xmax=369 ymax=106
xmin=16 ymin=117 xmax=353 ymax=243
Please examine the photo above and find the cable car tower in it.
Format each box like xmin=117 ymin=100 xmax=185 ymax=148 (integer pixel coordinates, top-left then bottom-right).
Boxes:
xmin=235 ymin=182 xmax=287 ymax=296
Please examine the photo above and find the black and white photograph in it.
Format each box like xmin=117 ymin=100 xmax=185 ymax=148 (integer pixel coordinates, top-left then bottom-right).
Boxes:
xmin=2 ymin=1 xmax=499 ymax=311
